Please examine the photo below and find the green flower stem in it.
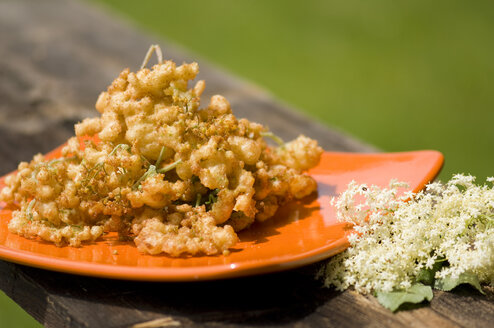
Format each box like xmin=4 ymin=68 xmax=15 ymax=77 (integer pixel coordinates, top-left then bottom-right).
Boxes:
xmin=132 ymin=159 xmax=182 ymax=190
xmin=157 ymin=159 xmax=182 ymax=174
xmin=47 ymin=156 xmax=76 ymax=167
xmin=26 ymin=199 xmax=36 ymax=221
xmin=195 ymin=193 xmax=202 ymax=207
xmin=132 ymin=165 xmax=157 ymax=190
xmin=260 ymin=131 xmax=284 ymax=147
xmin=108 ymin=144 xmax=131 ymax=157
xmin=155 ymin=146 xmax=166 ymax=169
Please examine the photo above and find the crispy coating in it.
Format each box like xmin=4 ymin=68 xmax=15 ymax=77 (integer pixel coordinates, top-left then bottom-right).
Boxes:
xmin=0 ymin=55 xmax=323 ymax=256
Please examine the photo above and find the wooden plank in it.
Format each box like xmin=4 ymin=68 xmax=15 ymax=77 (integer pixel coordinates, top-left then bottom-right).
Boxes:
xmin=2 ymin=261 xmax=492 ymax=328
xmin=0 ymin=0 xmax=492 ymax=327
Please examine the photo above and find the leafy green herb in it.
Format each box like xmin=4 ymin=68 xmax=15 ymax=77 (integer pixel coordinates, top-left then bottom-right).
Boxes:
xmin=260 ymin=131 xmax=284 ymax=147
xmin=321 ymin=174 xmax=494 ymax=312
xmin=375 ymin=283 xmax=433 ymax=312
xmin=416 ymin=257 xmax=447 ymax=286
xmin=434 ymin=272 xmax=485 ymax=295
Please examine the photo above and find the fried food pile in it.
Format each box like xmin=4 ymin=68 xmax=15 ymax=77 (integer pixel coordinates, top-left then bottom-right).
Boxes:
xmin=0 ymin=48 xmax=323 ymax=256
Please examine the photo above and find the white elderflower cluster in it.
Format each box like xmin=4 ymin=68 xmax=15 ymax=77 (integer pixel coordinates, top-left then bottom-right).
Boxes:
xmin=319 ymin=174 xmax=494 ymax=294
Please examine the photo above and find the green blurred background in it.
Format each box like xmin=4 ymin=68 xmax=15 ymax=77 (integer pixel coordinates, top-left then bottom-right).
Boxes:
xmin=2 ymin=0 xmax=494 ymax=326
xmin=88 ymin=0 xmax=494 ymax=183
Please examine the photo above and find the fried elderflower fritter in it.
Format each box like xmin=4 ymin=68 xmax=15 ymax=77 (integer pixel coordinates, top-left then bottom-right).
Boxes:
xmin=0 ymin=46 xmax=323 ymax=256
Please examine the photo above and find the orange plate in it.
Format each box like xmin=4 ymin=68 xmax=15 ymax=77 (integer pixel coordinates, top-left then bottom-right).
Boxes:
xmin=0 ymin=150 xmax=443 ymax=281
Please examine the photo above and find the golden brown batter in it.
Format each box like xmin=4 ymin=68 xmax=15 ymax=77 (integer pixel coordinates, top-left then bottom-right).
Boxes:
xmin=0 ymin=47 xmax=322 ymax=256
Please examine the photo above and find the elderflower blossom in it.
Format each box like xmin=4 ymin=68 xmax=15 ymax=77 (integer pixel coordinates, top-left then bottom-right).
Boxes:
xmin=319 ymin=174 xmax=494 ymax=294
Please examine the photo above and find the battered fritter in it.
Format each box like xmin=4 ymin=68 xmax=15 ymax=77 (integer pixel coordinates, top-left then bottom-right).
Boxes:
xmin=0 ymin=47 xmax=323 ymax=256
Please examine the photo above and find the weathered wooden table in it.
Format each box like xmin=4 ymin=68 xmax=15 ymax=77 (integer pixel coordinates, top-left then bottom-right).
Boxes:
xmin=0 ymin=1 xmax=493 ymax=327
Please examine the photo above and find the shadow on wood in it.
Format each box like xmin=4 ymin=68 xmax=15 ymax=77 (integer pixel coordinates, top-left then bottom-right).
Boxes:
xmin=0 ymin=261 xmax=339 ymax=327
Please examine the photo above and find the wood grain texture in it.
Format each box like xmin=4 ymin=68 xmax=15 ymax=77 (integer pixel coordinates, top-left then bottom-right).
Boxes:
xmin=0 ymin=0 xmax=492 ymax=327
